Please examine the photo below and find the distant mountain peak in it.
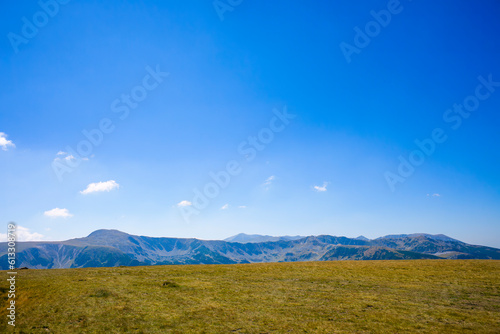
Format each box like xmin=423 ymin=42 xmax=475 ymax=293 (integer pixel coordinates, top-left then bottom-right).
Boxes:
xmin=355 ymin=235 xmax=370 ymax=241
xmin=87 ymin=229 xmax=130 ymax=238
xmin=224 ymin=233 xmax=305 ymax=243
xmin=229 ymin=233 xmax=259 ymax=238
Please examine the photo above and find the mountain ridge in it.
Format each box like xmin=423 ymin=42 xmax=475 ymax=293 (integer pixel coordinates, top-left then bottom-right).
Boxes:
xmin=224 ymin=233 xmax=305 ymax=243
xmin=1 ymin=229 xmax=499 ymax=269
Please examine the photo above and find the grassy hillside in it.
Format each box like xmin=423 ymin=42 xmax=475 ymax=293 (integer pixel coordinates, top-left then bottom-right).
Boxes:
xmin=1 ymin=260 xmax=499 ymax=333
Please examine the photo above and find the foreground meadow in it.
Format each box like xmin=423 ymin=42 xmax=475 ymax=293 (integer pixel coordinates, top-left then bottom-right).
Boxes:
xmin=1 ymin=260 xmax=499 ymax=333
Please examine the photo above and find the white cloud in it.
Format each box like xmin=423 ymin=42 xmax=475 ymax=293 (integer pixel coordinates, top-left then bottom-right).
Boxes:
xmin=221 ymin=204 xmax=229 ymax=210
xmin=0 ymin=132 xmax=15 ymax=151
xmin=177 ymin=200 xmax=192 ymax=207
xmin=262 ymin=175 xmax=276 ymax=190
xmin=53 ymin=151 xmax=90 ymax=163
xmin=314 ymin=182 xmax=328 ymax=192
xmin=263 ymin=175 xmax=275 ymax=186
xmin=44 ymin=208 xmax=73 ymax=218
xmin=80 ymin=180 xmax=119 ymax=195
xmin=238 ymin=205 xmax=247 ymax=209
xmin=427 ymin=193 xmax=441 ymax=197
xmin=0 ymin=225 xmax=44 ymax=242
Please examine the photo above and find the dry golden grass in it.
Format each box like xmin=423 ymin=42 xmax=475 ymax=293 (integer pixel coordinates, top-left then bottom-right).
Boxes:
xmin=1 ymin=260 xmax=499 ymax=333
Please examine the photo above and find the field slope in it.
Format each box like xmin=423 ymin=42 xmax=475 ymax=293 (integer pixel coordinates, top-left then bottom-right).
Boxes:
xmin=1 ymin=260 xmax=499 ymax=333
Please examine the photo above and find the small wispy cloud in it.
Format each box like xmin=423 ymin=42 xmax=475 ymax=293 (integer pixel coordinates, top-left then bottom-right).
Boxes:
xmin=427 ymin=193 xmax=441 ymax=197
xmin=263 ymin=175 xmax=275 ymax=186
xmin=53 ymin=152 xmax=91 ymax=163
xmin=0 ymin=225 xmax=44 ymax=241
xmin=0 ymin=132 xmax=15 ymax=151
xmin=313 ymin=182 xmax=328 ymax=192
xmin=80 ymin=180 xmax=119 ymax=195
xmin=238 ymin=205 xmax=247 ymax=209
xmin=177 ymin=200 xmax=192 ymax=207
xmin=54 ymin=152 xmax=71 ymax=162
xmin=44 ymin=208 xmax=73 ymax=218
xmin=221 ymin=204 xmax=229 ymax=210
xmin=262 ymin=175 xmax=276 ymax=190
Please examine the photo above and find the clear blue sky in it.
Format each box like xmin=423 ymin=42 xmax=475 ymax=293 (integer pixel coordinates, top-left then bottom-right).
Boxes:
xmin=1 ymin=0 xmax=499 ymax=247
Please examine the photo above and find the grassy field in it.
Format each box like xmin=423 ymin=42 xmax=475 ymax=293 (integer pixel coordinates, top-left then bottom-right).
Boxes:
xmin=1 ymin=260 xmax=499 ymax=333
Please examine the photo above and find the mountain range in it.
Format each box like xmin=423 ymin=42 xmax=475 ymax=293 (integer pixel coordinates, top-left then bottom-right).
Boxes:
xmin=1 ymin=230 xmax=499 ymax=270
